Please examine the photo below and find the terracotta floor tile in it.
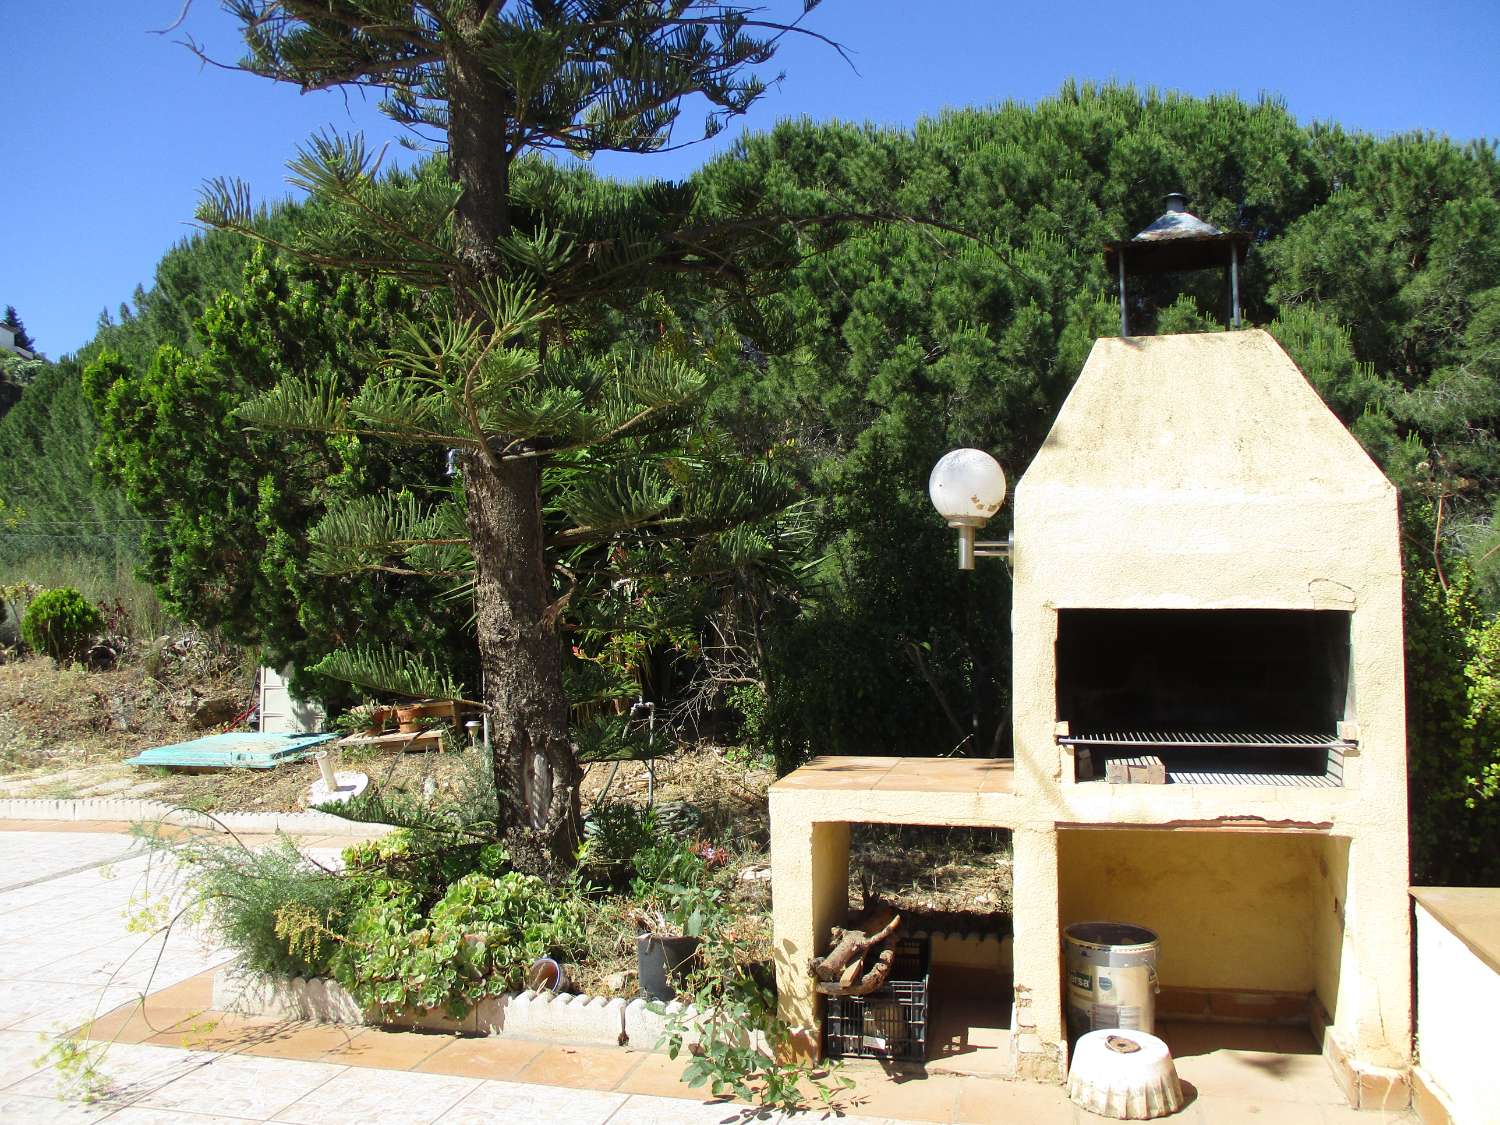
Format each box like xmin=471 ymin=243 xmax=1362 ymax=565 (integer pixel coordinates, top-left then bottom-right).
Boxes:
xmin=606 ymin=1051 xmax=685 ymax=1095
xmin=515 ymin=1043 xmax=644 ymax=1091
xmin=954 ymin=1076 xmax=1078 ymax=1124
xmin=322 ymin=1026 xmax=455 ymax=1070
xmin=73 ymin=1001 xmax=198 ymax=1046
xmin=238 ymin=1020 xmax=367 ymax=1060
xmin=152 ymin=968 xmax=219 ymax=1005
xmin=1269 ymin=1024 xmax=1321 ymax=1055
xmin=141 ymin=1011 xmax=291 ymax=1052
xmin=613 ymin=1051 xmax=726 ymax=1102
xmin=926 ymin=969 xmax=1013 ymax=1079
xmin=1170 ymin=1046 xmax=1343 ymax=1106
xmin=832 ymin=1065 xmax=964 ymax=1123
xmin=1160 ymin=1021 xmax=1280 ymax=1057
xmin=1191 ymin=1094 xmax=1331 ymax=1124
xmin=415 ymin=1036 xmax=547 ymax=1080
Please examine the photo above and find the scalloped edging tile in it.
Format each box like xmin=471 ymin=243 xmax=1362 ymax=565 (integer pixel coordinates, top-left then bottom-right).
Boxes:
xmin=211 ymin=963 xmax=658 ymax=1048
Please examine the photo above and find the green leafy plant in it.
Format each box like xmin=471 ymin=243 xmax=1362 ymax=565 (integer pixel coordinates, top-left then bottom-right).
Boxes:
xmin=1404 ymin=560 xmax=1500 ymax=883
xmin=656 ymin=868 xmax=850 ymax=1111
xmin=333 ymin=871 xmax=587 ymax=1018
xmin=169 ymin=833 xmax=359 ymax=978
xmin=581 ymin=801 xmax=660 ymax=887
xmin=20 ymin=585 xmax=103 ymax=664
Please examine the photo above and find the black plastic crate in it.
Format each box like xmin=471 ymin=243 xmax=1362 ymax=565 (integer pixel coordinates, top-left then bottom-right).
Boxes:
xmin=823 ymin=936 xmax=930 ymax=1063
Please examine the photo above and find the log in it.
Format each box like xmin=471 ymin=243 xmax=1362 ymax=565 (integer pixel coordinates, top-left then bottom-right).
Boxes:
xmin=811 ymin=906 xmax=901 ymax=982
xmin=845 ymin=943 xmax=896 ymax=996
xmin=837 ymin=956 xmax=863 ymax=990
xmin=815 ymin=941 xmax=898 ymax=997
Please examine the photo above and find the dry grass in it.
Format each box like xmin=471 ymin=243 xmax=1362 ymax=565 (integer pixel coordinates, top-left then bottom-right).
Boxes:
xmin=850 ymin=823 xmax=1014 ymax=923
xmin=0 ymin=647 xmax=247 ymax=776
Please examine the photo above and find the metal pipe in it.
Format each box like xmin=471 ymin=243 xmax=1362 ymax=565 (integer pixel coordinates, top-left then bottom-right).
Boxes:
xmin=1117 ymin=252 xmax=1129 ymax=337
xmin=1229 ymin=245 xmax=1241 ymax=329
xmin=974 ymin=532 xmax=1013 ymax=558
xmin=956 ymin=524 xmax=975 ymax=570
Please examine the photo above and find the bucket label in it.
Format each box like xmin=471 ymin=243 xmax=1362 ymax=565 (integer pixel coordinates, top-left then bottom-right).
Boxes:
xmin=1068 ymin=971 xmax=1092 ymax=991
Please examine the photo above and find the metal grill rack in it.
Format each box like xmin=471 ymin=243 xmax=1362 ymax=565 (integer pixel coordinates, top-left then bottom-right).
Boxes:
xmin=1057 ymin=730 xmax=1351 ymax=788
xmin=1057 ymin=731 xmax=1352 ymax=751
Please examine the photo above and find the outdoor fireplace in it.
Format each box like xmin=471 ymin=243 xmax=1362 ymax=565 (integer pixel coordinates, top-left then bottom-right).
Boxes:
xmin=772 ymin=324 xmax=1413 ymax=1100
xmin=1054 ymin=608 xmax=1354 ymax=786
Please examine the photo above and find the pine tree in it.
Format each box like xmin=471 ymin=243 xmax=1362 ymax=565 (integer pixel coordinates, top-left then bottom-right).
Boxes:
xmin=201 ymin=2 xmax=834 ymax=861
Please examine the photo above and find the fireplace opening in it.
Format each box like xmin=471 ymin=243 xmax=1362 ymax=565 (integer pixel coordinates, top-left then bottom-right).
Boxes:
xmin=1054 ymin=609 xmax=1352 ymax=787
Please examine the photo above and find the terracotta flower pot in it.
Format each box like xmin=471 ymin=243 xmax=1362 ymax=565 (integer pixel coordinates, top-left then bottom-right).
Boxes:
xmin=395 ymin=700 xmax=457 ymax=733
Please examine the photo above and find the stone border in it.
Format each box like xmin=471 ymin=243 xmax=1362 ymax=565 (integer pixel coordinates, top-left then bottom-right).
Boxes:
xmin=0 ymin=797 xmax=396 ymax=836
xmin=211 ymin=962 xmax=689 ymax=1051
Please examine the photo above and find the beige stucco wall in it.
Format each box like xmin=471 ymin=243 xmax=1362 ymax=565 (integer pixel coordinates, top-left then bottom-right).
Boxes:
xmin=770 ymin=330 xmax=1413 ymax=1085
xmin=1311 ymin=835 xmax=1350 ymax=1024
xmin=1057 ymin=830 xmax=1320 ymax=994
xmin=1011 ymin=331 xmax=1411 ymax=1070
xmin=1413 ymin=902 xmax=1500 ymax=1124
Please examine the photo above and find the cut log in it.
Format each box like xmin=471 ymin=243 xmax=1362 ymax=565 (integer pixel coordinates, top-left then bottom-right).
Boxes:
xmin=811 ymin=906 xmax=901 ymax=982
xmin=837 ymin=957 xmax=862 ymax=990
xmin=815 ymin=940 xmax=898 ymax=997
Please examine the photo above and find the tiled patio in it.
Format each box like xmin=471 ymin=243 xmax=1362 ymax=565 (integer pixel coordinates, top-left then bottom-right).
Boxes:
xmin=0 ymin=824 xmax=1410 ymax=1123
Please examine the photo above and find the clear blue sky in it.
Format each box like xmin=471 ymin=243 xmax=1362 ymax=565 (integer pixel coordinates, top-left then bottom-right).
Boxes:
xmin=4 ymin=1 xmax=1498 ymax=359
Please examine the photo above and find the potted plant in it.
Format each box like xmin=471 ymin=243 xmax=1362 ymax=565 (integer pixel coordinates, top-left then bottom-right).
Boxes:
xmin=332 ymin=702 xmax=392 ymax=736
xmin=632 ymin=880 xmax=719 ymax=1001
xmin=394 ymin=699 xmax=458 ymax=733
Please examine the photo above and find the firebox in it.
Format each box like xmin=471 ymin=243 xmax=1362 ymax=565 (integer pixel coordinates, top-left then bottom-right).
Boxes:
xmin=1054 ymin=608 xmax=1353 ymax=786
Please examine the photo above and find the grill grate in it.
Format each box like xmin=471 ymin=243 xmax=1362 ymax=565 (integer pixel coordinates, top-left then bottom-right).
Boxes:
xmin=1057 ymin=730 xmax=1352 ymax=751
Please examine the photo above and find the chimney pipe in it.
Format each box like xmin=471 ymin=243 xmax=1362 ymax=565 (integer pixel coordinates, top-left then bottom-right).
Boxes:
xmin=1164 ymin=192 xmax=1188 ymax=213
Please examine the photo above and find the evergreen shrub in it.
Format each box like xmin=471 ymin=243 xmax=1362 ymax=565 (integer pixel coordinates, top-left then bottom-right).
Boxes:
xmin=20 ymin=586 xmax=103 ymax=665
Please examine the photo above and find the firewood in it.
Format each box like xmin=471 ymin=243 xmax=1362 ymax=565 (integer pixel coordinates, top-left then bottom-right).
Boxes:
xmin=837 ymin=956 xmax=863 ymax=990
xmin=810 ymin=906 xmax=901 ymax=981
xmin=815 ymin=940 xmax=899 ymax=996
xmin=845 ymin=944 xmax=896 ymax=996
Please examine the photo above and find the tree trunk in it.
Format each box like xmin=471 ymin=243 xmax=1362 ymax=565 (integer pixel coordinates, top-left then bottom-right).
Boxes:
xmin=462 ymin=453 xmax=580 ymax=859
xmin=448 ymin=23 xmax=580 ymax=861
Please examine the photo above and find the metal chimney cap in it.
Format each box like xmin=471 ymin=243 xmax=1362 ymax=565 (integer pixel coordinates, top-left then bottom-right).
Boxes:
xmin=1163 ymin=192 xmax=1189 ymax=213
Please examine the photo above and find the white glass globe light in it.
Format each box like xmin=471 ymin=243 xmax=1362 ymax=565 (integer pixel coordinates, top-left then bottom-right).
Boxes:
xmin=928 ymin=448 xmax=1007 ymax=527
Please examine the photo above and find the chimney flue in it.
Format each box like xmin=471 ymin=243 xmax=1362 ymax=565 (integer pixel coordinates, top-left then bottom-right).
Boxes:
xmin=1163 ymin=192 xmax=1188 ymax=213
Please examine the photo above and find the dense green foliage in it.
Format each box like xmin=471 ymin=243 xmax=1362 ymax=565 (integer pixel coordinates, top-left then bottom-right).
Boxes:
xmin=84 ymin=250 xmax=472 ymax=701
xmin=1403 ymin=560 xmax=1500 ymax=883
xmin=685 ymin=86 xmax=1500 ymax=879
xmin=177 ymin=834 xmax=358 ymax=978
xmin=0 ymin=212 xmax=306 ymax=636
xmin=334 ymin=869 xmax=588 ymax=1017
xmin=20 ymin=586 xmax=103 ymax=665
xmin=2 ymin=306 xmax=36 ymax=354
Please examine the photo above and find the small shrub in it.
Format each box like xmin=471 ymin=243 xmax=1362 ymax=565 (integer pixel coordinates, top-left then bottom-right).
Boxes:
xmin=340 ymin=827 xmax=510 ymax=909
xmin=20 ymin=586 xmax=103 ymax=664
xmin=581 ymin=801 xmax=659 ymax=886
xmin=334 ymin=871 xmax=587 ymax=1017
xmin=176 ymin=834 xmax=358 ymax=977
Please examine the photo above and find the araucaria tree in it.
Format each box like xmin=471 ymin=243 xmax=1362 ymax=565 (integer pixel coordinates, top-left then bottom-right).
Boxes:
xmin=202 ymin=2 xmax=830 ymax=862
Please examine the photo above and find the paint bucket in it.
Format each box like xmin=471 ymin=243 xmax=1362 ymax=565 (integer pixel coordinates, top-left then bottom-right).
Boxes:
xmin=1064 ymin=922 xmax=1159 ymax=1036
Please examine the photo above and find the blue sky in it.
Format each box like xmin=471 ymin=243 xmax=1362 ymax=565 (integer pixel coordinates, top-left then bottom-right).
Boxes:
xmin=4 ymin=1 xmax=1498 ymax=359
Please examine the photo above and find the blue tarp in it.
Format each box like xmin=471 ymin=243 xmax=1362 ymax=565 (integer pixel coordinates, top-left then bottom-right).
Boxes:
xmin=125 ymin=731 xmax=335 ymax=770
